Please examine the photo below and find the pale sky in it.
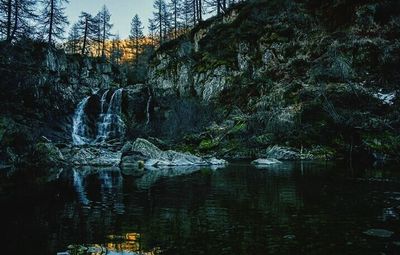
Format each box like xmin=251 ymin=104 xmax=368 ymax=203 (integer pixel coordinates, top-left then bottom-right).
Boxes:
xmin=65 ymin=0 xmax=154 ymax=39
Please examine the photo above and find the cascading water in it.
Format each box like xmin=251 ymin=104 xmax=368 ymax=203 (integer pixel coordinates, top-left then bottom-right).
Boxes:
xmin=72 ymin=96 xmax=90 ymax=145
xmin=96 ymin=88 xmax=125 ymax=143
xmin=99 ymin=89 xmax=109 ymax=113
xmin=71 ymin=89 xmax=125 ymax=145
xmin=146 ymin=87 xmax=152 ymax=126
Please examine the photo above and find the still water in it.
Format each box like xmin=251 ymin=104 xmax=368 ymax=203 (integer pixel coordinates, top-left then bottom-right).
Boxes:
xmin=0 ymin=162 xmax=399 ymax=255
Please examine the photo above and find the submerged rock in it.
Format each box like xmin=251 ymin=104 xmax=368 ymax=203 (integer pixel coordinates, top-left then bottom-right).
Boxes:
xmin=363 ymin=229 xmax=394 ymax=238
xmin=252 ymin=158 xmax=282 ymax=165
xmin=120 ymin=138 xmax=227 ymax=170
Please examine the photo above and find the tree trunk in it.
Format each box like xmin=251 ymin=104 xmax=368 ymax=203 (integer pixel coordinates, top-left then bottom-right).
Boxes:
xmin=102 ymin=18 xmax=106 ymax=57
xmin=193 ymin=0 xmax=197 ymax=25
xmin=10 ymin=0 xmax=19 ymax=41
xmin=82 ymin=18 xmax=88 ymax=55
xmin=6 ymin=0 xmax=12 ymax=41
xmin=48 ymin=0 xmax=54 ymax=44
xmin=198 ymin=0 xmax=202 ymax=21
xmin=158 ymin=3 xmax=162 ymax=43
xmin=174 ymin=2 xmax=177 ymax=38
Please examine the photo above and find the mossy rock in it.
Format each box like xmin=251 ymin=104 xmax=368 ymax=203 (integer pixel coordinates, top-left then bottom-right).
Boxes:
xmin=362 ymin=132 xmax=400 ymax=158
xmin=305 ymin=146 xmax=337 ymax=160
xmin=251 ymin=133 xmax=274 ymax=146
xmin=32 ymin=142 xmax=65 ymax=167
xmin=228 ymin=122 xmax=247 ymax=135
xmin=199 ymin=139 xmax=220 ymax=151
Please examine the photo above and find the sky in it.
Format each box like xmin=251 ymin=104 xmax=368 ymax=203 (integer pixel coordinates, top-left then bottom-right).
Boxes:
xmin=65 ymin=0 xmax=154 ymax=39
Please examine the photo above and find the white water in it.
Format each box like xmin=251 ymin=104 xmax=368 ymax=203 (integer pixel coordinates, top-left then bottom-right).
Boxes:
xmin=72 ymin=96 xmax=90 ymax=145
xmin=71 ymin=89 xmax=125 ymax=145
xmin=99 ymin=89 xmax=109 ymax=113
xmin=146 ymin=87 xmax=152 ymax=126
xmin=96 ymin=88 xmax=125 ymax=143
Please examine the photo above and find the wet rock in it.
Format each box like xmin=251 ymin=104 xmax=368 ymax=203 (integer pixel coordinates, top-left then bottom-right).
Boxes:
xmin=283 ymin=235 xmax=296 ymax=240
xmin=262 ymin=146 xmax=301 ymax=160
xmin=252 ymin=158 xmax=282 ymax=165
xmin=363 ymin=229 xmax=394 ymax=238
xmin=121 ymin=138 xmax=227 ymax=170
xmin=62 ymin=146 xmax=121 ymax=166
xmin=383 ymin=207 xmax=400 ymax=222
xmin=32 ymin=142 xmax=65 ymax=167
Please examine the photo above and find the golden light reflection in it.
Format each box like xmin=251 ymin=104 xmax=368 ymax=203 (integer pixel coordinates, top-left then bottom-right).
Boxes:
xmin=66 ymin=232 xmax=161 ymax=255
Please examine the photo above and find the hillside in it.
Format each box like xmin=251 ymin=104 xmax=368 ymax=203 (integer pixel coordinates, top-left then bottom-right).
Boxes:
xmin=146 ymin=0 xmax=400 ymax=160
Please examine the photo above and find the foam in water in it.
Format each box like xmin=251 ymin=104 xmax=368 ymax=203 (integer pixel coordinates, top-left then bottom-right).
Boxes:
xmin=96 ymin=88 xmax=125 ymax=143
xmin=71 ymin=89 xmax=125 ymax=145
xmin=72 ymin=96 xmax=90 ymax=145
xmin=146 ymin=87 xmax=152 ymax=126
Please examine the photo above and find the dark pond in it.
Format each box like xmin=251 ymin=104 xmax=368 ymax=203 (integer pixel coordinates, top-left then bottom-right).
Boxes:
xmin=0 ymin=161 xmax=399 ymax=255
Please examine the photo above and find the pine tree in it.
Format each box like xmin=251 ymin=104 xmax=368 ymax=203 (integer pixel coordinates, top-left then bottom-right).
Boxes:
xmin=77 ymin=12 xmax=95 ymax=55
xmin=65 ymin=22 xmax=80 ymax=54
xmin=3 ymin=0 xmax=38 ymax=41
xmin=151 ymin=0 xmax=167 ymax=44
xmin=148 ymin=18 xmax=157 ymax=45
xmin=180 ymin=0 xmax=194 ymax=29
xmin=110 ymin=34 xmax=123 ymax=65
xmin=168 ymin=0 xmax=181 ymax=39
xmin=0 ymin=0 xmax=12 ymax=40
xmin=129 ymin=14 xmax=144 ymax=63
xmin=96 ymin=5 xmax=113 ymax=58
xmin=40 ymin=0 xmax=69 ymax=45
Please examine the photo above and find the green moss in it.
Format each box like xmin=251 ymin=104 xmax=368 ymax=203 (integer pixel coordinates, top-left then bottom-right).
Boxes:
xmin=252 ymin=133 xmax=274 ymax=146
xmin=228 ymin=122 xmax=247 ymax=135
xmin=362 ymin=132 xmax=400 ymax=157
xmin=199 ymin=139 xmax=220 ymax=151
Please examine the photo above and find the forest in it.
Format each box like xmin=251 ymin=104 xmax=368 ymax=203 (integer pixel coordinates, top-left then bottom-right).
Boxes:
xmin=0 ymin=0 xmax=399 ymax=254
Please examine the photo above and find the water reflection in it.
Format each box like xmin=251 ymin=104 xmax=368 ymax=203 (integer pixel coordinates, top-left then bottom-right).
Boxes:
xmin=71 ymin=167 xmax=125 ymax=214
xmin=65 ymin=232 xmax=161 ymax=255
xmin=0 ymin=162 xmax=399 ymax=255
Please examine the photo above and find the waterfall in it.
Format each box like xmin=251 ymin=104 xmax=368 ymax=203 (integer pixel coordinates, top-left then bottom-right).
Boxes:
xmin=73 ymin=169 xmax=90 ymax=205
xmin=100 ymin=89 xmax=109 ymax=113
xmin=96 ymin=88 xmax=125 ymax=143
xmin=72 ymin=96 xmax=90 ymax=145
xmin=71 ymin=89 xmax=125 ymax=145
xmin=146 ymin=87 xmax=152 ymax=126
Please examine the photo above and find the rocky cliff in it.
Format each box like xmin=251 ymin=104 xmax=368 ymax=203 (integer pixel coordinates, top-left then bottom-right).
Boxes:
xmin=147 ymin=0 xmax=400 ymax=160
xmin=0 ymin=40 xmax=125 ymax=168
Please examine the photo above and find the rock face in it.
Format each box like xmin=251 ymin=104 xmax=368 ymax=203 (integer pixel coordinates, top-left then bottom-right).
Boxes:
xmin=120 ymin=138 xmax=227 ymax=170
xmin=147 ymin=0 xmax=400 ymax=160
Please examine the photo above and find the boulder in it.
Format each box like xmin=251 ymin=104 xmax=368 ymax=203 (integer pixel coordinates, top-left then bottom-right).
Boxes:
xmin=252 ymin=158 xmax=282 ymax=165
xmin=262 ymin=146 xmax=301 ymax=160
xmin=32 ymin=142 xmax=65 ymax=167
xmin=121 ymin=138 xmax=227 ymax=170
xmin=363 ymin=229 xmax=394 ymax=238
xmin=62 ymin=146 xmax=121 ymax=167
